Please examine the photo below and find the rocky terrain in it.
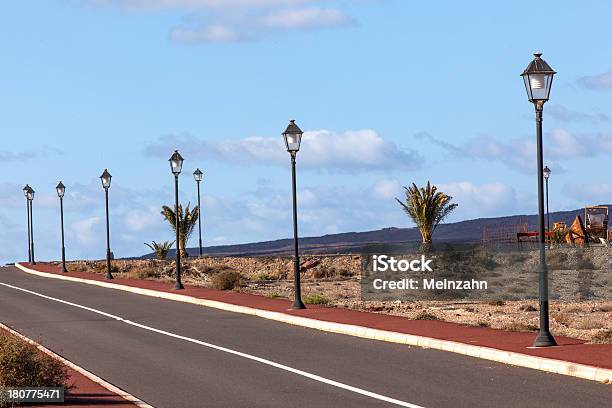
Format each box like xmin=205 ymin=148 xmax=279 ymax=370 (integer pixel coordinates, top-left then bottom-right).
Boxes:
xmin=64 ymin=247 xmax=612 ymax=343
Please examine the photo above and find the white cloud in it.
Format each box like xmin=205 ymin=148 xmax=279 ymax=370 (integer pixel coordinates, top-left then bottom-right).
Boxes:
xmin=562 ymin=183 xmax=612 ymax=205
xmin=547 ymin=104 xmax=609 ymax=123
xmin=70 ymin=217 xmax=101 ymax=245
xmin=419 ymin=130 xmax=612 ymax=174
xmin=438 ymin=182 xmax=519 ymax=219
xmin=0 ymin=146 xmax=63 ymax=162
xmin=87 ymin=1 xmax=353 ymax=43
xmin=369 ymin=179 xmax=403 ymax=200
xmin=125 ymin=207 xmax=163 ymax=232
xmin=87 ymin=0 xmax=309 ymax=11
xmin=260 ymin=7 xmax=352 ymax=30
xmin=171 ymin=24 xmax=243 ymax=43
xmin=144 ymin=129 xmax=423 ymax=172
xmin=170 ymin=7 xmax=353 ymax=43
xmin=577 ymin=69 xmax=612 ymax=90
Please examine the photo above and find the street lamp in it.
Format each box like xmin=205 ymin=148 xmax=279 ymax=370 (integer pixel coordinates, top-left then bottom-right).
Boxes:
xmin=170 ymin=150 xmax=185 ymax=290
xmin=193 ymin=168 xmax=204 ymax=257
xmin=521 ymin=52 xmax=557 ymax=347
xmin=26 ymin=186 xmax=35 ymax=265
xmin=23 ymin=185 xmax=32 ymax=263
xmin=282 ymin=119 xmax=306 ymax=310
xmin=56 ymin=181 xmax=68 ymax=272
xmin=543 ymin=166 xmax=551 ymax=232
xmin=100 ymin=169 xmax=113 ymax=279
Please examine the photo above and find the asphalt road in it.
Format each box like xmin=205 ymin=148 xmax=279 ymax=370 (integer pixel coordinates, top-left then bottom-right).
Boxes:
xmin=0 ymin=266 xmax=609 ymax=408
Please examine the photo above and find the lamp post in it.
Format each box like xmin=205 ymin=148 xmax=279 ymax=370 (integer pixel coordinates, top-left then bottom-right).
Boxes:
xmin=23 ymin=185 xmax=32 ymax=263
xmin=100 ymin=169 xmax=113 ymax=279
xmin=56 ymin=181 xmax=68 ymax=272
xmin=282 ymin=120 xmax=306 ymax=310
xmin=193 ymin=168 xmax=203 ymax=257
xmin=26 ymin=186 xmax=35 ymax=265
xmin=170 ymin=150 xmax=185 ymax=290
xmin=521 ymin=52 xmax=557 ymax=347
xmin=543 ymin=166 xmax=551 ymax=232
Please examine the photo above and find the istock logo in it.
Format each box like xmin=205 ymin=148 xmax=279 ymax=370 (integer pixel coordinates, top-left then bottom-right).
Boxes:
xmin=372 ymin=255 xmax=433 ymax=272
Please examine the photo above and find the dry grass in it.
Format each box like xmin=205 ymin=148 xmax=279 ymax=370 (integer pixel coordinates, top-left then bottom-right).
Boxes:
xmin=573 ymin=316 xmax=606 ymax=330
xmin=590 ymin=329 xmax=612 ymax=344
xmin=303 ymin=294 xmax=331 ymax=305
xmin=500 ymin=322 xmax=539 ymax=333
xmin=0 ymin=333 xmax=71 ymax=391
xmin=211 ymin=270 xmax=243 ymax=290
xmin=519 ymin=304 xmax=538 ymax=312
xmin=413 ymin=311 xmax=441 ymax=321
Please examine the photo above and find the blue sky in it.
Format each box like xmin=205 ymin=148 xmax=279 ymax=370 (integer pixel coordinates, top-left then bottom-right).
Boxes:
xmin=1 ymin=0 xmax=612 ymax=263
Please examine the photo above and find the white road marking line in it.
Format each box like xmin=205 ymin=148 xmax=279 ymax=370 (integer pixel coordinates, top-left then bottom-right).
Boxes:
xmin=0 ymin=281 xmax=424 ymax=408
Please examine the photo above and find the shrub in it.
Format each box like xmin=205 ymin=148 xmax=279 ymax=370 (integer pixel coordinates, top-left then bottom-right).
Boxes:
xmin=144 ymin=241 xmax=174 ymax=260
xmin=547 ymin=251 xmax=568 ymax=270
xmin=413 ymin=311 xmax=440 ymax=321
xmin=252 ymin=271 xmax=276 ymax=281
xmin=302 ymin=294 xmax=331 ymax=305
xmin=312 ymin=267 xmax=338 ymax=279
xmin=597 ymin=304 xmax=612 ymax=312
xmin=91 ymin=261 xmax=119 ymax=274
xmin=487 ymin=300 xmax=505 ymax=306
xmin=519 ymin=304 xmax=538 ymax=312
xmin=574 ymin=316 xmax=605 ymax=330
xmin=591 ymin=329 xmax=612 ymax=344
xmin=267 ymin=292 xmax=285 ymax=299
xmin=575 ymin=256 xmax=595 ymax=270
xmin=211 ymin=271 xmax=243 ymax=290
xmin=0 ymin=334 xmax=70 ymax=391
xmin=552 ymin=313 xmax=573 ymax=327
xmin=127 ymin=267 xmax=159 ymax=280
xmin=501 ymin=322 xmax=538 ymax=332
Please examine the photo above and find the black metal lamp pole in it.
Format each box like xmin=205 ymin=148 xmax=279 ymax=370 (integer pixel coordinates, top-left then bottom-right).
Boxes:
xmin=521 ymin=52 xmax=557 ymax=347
xmin=543 ymin=166 xmax=551 ymax=232
xmin=193 ymin=168 xmax=203 ymax=257
xmin=27 ymin=187 xmax=36 ymax=265
xmin=170 ymin=150 xmax=185 ymax=290
xmin=23 ymin=185 xmax=32 ymax=263
xmin=100 ymin=169 xmax=113 ymax=279
xmin=283 ymin=120 xmax=306 ymax=310
xmin=57 ymin=182 xmax=67 ymax=272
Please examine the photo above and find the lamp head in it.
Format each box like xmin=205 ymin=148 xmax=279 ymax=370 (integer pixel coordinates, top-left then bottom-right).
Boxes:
xmin=56 ymin=181 xmax=66 ymax=198
xmin=100 ymin=169 xmax=112 ymax=189
xmin=521 ymin=52 xmax=556 ymax=105
xmin=193 ymin=168 xmax=203 ymax=182
xmin=282 ymin=119 xmax=303 ymax=154
xmin=169 ymin=150 xmax=184 ymax=175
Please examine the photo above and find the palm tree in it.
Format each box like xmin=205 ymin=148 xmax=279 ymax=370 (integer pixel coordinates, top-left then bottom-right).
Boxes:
xmin=396 ymin=181 xmax=458 ymax=244
xmin=161 ymin=203 xmax=199 ymax=258
xmin=144 ymin=240 xmax=174 ymax=260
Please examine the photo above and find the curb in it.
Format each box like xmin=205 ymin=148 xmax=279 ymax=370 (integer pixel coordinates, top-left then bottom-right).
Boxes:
xmin=0 ymin=321 xmax=155 ymax=408
xmin=13 ymin=263 xmax=612 ymax=384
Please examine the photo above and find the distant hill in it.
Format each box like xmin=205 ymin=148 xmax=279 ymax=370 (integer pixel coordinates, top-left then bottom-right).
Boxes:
xmin=140 ymin=205 xmax=610 ymax=258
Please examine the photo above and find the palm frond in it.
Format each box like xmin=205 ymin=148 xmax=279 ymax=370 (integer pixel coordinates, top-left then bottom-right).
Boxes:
xmin=396 ymin=181 xmax=458 ymax=243
xmin=160 ymin=203 xmax=199 ymax=257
